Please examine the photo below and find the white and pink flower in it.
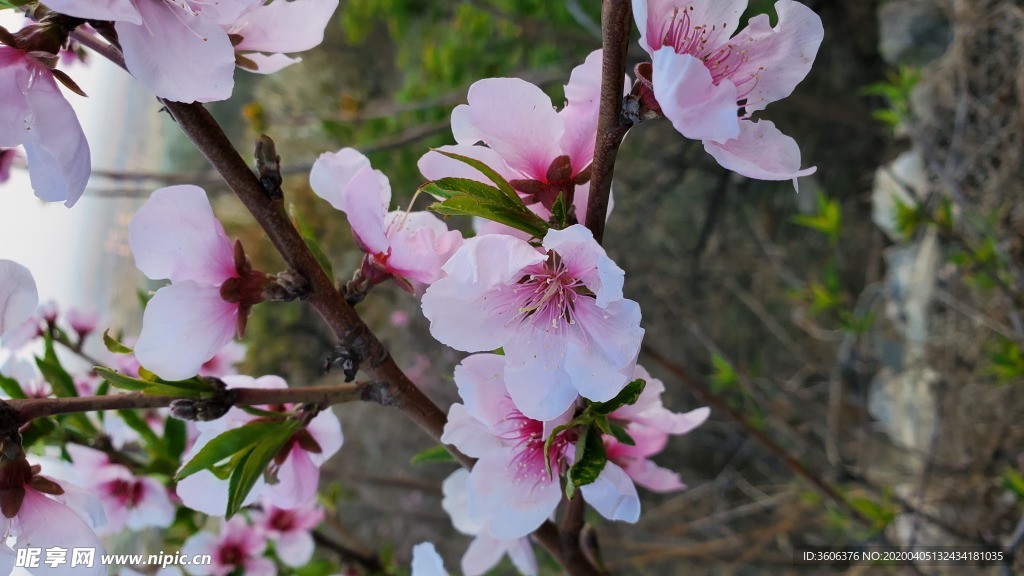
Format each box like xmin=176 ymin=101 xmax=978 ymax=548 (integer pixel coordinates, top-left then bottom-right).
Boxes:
xmin=633 ymin=0 xmax=823 ymax=187
xmin=423 ymin=225 xmax=644 ymax=421
xmin=65 ymin=445 xmax=175 ymax=535
xmin=440 ymin=354 xmax=640 ymax=541
xmin=419 ymin=50 xmax=627 ymax=224
xmin=251 ymin=499 xmax=324 ymax=567
xmin=0 ymin=259 xmax=37 ymax=341
xmin=181 ymin=516 xmax=274 ymax=576
xmin=129 ymin=185 xmax=264 ymax=381
xmin=310 ymin=147 xmax=463 ymax=292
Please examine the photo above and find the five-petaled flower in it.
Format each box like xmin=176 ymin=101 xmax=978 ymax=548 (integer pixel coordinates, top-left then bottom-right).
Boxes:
xmin=423 ymin=225 xmax=644 ymax=421
xmin=632 ymin=0 xmax=823 ymax=187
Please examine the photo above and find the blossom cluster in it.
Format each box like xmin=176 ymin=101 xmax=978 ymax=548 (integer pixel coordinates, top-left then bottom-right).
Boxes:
xmin=0 ymin=0 xmax=825 ymax=573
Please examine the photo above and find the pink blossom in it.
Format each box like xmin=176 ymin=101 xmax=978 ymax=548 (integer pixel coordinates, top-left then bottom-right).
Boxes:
xmin=422 ymin=225 xmax=644 ymax=421
xmin=0 ymin=47 xmax=91 ymax=206
xmin=419 ymin=50 xmax=628 ymax=223
xmin=130 ymin=185 xmax=265 ymax=381
xmin=440 ymin=354 xmax=640 ymax=540
xmin=441 ymin=469 xmax=537 ymax=576
xmin=310 ymin=148 xmax=463 ymax=291
xmin=0 ymin=457 xmax=106 ymax=576
xmin=198 ymin=341 xmax=247 ymax=378
xmin=605 ymin=365 xmax=709 ymax=492
xmin=103 ymin=408 xmax=170 ymax=451
xmin=65 ymin=306 xmax=98 ymax=337
xmin=226 ymin=0 xmax=340 ymax=74
xmin=0 ymin=357 xmax=51 ymax=398
xmin=0 ymin=259 xmax=37 ymax=341
xmin=633 ymin=0 xmax=823 ymax=187
xmin=176 ymin=375 xmax=343 ymax=515
xmin=65 ymin=445 xmax=175 ymax=535
xmin=411 ymin=542 xmax=448 ymax=576
xmin=181 ymin=516 xmax=274 ymax=576
xmin=251 ymin=498 xmax=324 ymax=567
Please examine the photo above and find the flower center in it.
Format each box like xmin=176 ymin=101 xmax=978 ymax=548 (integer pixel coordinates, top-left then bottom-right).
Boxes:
xmin=498 ymin=410 xmax=571 ymax=487
xmin=269 ymin=508 xmax=296 ymax=532
xmin=108 ymin=479 xmax=144 ymax=508
xmin=660 ymin=7 xmax=761 ymax=100
xmin=217 ymin=543 xmax=245 ymax=568
xmin=512 ymin=256 xmax=585 ymax=330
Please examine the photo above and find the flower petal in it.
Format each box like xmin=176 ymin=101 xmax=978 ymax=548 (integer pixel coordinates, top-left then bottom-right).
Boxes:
xmin=579 ymin=461 xmax=640 ymax=522
xmin=14 ymin=489 xmax=106 ymax=576
xmin=232 ymin=0 xmax=339 ymax=53
xmin=417 ymin=144 xmax=520 ymax=183
xmin=703 ymin=119 xmax=815 ymax=189
xmin=461 ymin=534 xmax=507 ymax=576
xmin=452 ymin=78 xmax=564 ymax=179
xmin=652 ymin=49 xmax=740 ymax=143
xmin=267 ymin=445 xmax=320 ymax=509
xmin=129 ymin=185 xmax=236 ymax=284
xmin=310 ymin=149 xmax=391 ymax=254
xmin=564 ymin=299 xmax=644 ymax=403
xmin=440 ymin=403 xmax=504 ymax=458
xmin=40 ymin=0 xmax=142 ymax=24
xmin=116 ymin=2 xmax=235 ymax=102
xmin=411 ymin=542 xmax=448 ymax=576
xmin=468 ymin=454 xmax=561 ymax=539
xmin=724 ymin=0 xmax=824 ymax=112
xmin=134 ymin=282 xmax=239 ymax=381
xmin=504 ymin=329 xmax=578 ymax=422
xmin=623 ymin=458 xmax=686 ymax=493
xmin=275 ymin=530 xmax=316 ymax=567
xmin=0 ymin=260 xmax=38 ymax=340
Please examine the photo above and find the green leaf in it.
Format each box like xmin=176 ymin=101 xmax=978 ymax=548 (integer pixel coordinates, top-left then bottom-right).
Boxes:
xmin=164 ymin=417 xmax=187 ymax=460
xmin=429 ymin=196 xmax=549 ymax=238
xmin=177 ymin=420 xmax=288 ymax=480
xmin=566 ymin=423 xmax=607 ymax=494
xmin=710 ymin=354 xmax=738 ymax=392
xmin=608 ymin=422 xmax=635 ymax=446
xmin=0 ymin=374 xmax=27 ymax=399
xmin=421 ymin=177 xmax=518 ymax=210
xmin=432 ymin=149 xmax=525 ymax=208
xmin=591 ymin=379 xmax=646 ymax=414
xmin=1003 ymin=469 xmax=1024 ymax=500
xmin=94 ymin=367 xmax=152 ymax=392
xmin=293 ymin=207 xmax=335 ymax=280
xmin=102 ymin=329 xmax=134 ymax=354
xmin=0 ymin=0 xmax=35 ymax=9
xmin=543 ymin=416 xmax=590 ymax=478
xmin=20 ymin=418 xmax=56 ymax=447
xmin=117 ymin=409 xmax=162 ymax=448
xmin=550 ymin=192 xmax=568 ymax=229
xmin=35 ymin=356 xmax=77 ymax=397
xmin=226 ymin=421 xmax=300 ymax=517
xmin=410 ymin=444 xmax=457 ymax=464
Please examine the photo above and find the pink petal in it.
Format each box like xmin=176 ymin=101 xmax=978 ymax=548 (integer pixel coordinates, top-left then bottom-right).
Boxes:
xmin=180 ymin=532 xmax=219 ymax=575
xmin=564 ymin=299 xmax=644 ymax=403
xmin=468 ymin=454 xmax=561 ymax=540
xmin=559 ymin=49 xmax=628 ymax=173
xmin=452 ymin=78 xmax=564 ymax=179
xmin=452 ymin=354 xmax=519 ymax=431
xmin=505 ymin=537 xmax=538 ymax=576
xmin=703 ymin=119 xmax=815 ymax=188
xmin=310 ymin=149 xmax=391 ymax=254
xmin=441 ymin=469 xmax=479 ymax=535
xmin=239 ymin=53 xmax=301 ymax=74
xmin=542 ymin=225 xmax=623 ymax=307
xmin=176 ymin=469 xmax=263 ymax=516
xmin=275 ymin=531 xmax=315 ymax=568
xmin=127 ymin=477 xmax=176 ymax=530
xmin=0 ymin=259 xmax=38 ymax=339
xmin=417 ymin=144 xmax=520 ymax=183
xmin=384 ymin=211 xmax=463 ymax=285
xmin=305 ymin=408 xmax=344 ymax=465
xmin=623 ymin=458 xmax=686 ymax=493
xmin=723 ymin=0 xmax=824 ymax=113
xmin=422 ymin=235 xmax=546 ymax=353
xmin=129 ymin=185 xmax=236 ymax=284
xmin=461 ymin=534 xmax=506 ymax=576
xmin=14 ymin=489 xmax=106 ymax=576
xmin=134 ymin=282 xmax=239 ymax=381
xmin=440 ymin=403 xmax=504 ymax=458
xmin=652 ymin=49 xmax=740 ymax=143
xmin=0 ymin=49 xmax=31 ymax=146
xmin=268 ymin=445 xmax=320 ymax=509
xmin=579 ymin=461 xmax=640 ymax=522
xmin=39 ymin=0 xmax=142 ymax=24
xmin=411 ymin=542 xmax=448 ymax=576
xmin=116 ymin=2 xmax=235 ymax=102
xmin=504 ymin=329 xmax=579 ymax=422
xmin=232 ymin=0 xmax=339 ymax=53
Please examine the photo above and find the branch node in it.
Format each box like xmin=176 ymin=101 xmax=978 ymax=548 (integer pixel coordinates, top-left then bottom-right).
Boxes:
xmin=263 ymin=269 xmax=312 ymax=302
xmin=169 ymin=380 xmax=238 ymax=422
xmin=255 ymin=134 xmax=283 ymax=201
xmin=359 ymin=380 xmax=398 ymax=407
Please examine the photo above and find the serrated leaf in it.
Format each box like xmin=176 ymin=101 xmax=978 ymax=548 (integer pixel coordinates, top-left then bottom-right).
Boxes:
xmin=591 ymin=379 xmax=646 ymax=414
xmin=567 ymin=423 xmax=607 ymax=492
xmin=420 ymin=178 xmax=518 ymax=210
xmin=411 ymin=444 xmax=456 ymax=464
xmin=432 ymin=149 xmax=525 ymax=208
xmin=429 ymin=197 xmax=548 ymax=239
xmin=0 ymin=374 xmax=26 ymax=399
xmin=102 ymin=329 xmax=134 ymax=354
xmin=226 ymin=421 xmax=299 ymax=517
xmin=293 ymin=208 xmax=335 ymax=280
xmin=177 ymin=420 xmax=287 ymax=480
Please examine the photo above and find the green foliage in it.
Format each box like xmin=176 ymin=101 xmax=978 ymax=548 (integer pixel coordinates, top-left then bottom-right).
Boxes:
xmin=565 ymin=423 xmax=606 ymax=499
xmin=410 ymin=444 xmax=457 ymax=464
xmin=710 ymin=354 xmax=738 ymax=393
xmin=791 ymin=192 xmax=842 ymax=246
xmin=94 ymin=367 xmax=218 ymax=397
xmin=984 ymin=338 xmax=1024 ymax=384
xmin=0 ymin=0 xmax=34 ymax=9
xmin=1003 ymin=468 xmax=1024 ymax=500
xmin=862 ymin=66 xmax=922 ymax=128
xmin=103 ymin=329 xmax=134 ymax=354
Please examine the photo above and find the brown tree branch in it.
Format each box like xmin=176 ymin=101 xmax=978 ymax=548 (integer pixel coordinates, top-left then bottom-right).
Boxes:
xmin=9 ymin=383 xmax=368 ymax=423
xmin=584 ymin=0 xmax=634 ymax=244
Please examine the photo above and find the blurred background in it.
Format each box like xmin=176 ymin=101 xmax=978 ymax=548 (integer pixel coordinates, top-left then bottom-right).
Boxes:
xmin=5 ymin=0 xmax=1024 ymax=574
